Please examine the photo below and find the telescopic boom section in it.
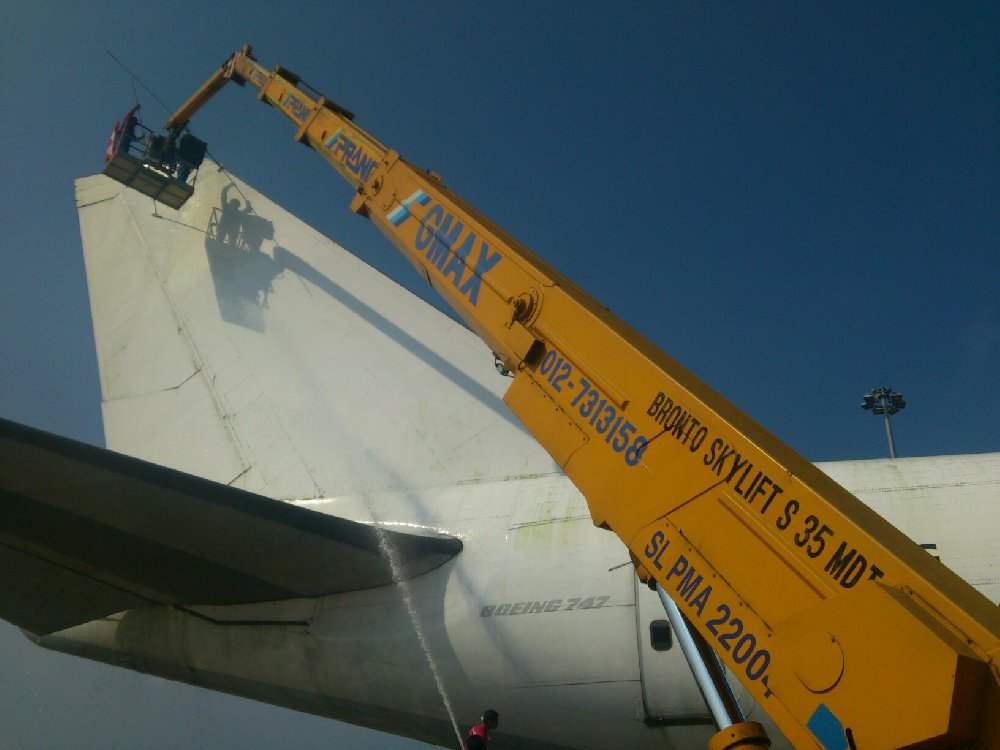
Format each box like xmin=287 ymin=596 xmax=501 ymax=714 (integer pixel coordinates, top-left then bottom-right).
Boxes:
xmin=165 ymin=45 xmax=255 ymax=133
xmin=167 ymin=46 xmax=385 ymax=190
xmin=168 ymin=49 xmax=1000 ymax=750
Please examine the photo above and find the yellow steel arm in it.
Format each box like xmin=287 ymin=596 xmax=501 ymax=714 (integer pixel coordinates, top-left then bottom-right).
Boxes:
xmin=169 ymin=48 xmax=1000 ymax=750
xmin=166 ymin=45 xmax=255 ymax=132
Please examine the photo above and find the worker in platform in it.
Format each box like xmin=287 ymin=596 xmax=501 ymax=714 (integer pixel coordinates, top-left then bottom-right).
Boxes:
xmin=465 ymin=709 xmax=498 ymax=750
xmin=105 ymin=122 xmax=121 ymax=162
xmin=119 ymin=104 xmax=140 ymax=156
xmin=175 ymin=132 xmax=207 ymax=182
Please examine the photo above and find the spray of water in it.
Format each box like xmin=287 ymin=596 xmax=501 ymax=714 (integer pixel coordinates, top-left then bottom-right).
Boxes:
xmin=371 ymin=522 xmax=464 ymax=749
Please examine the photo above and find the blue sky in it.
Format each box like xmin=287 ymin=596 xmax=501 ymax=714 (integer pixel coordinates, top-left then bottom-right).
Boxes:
xmin=0 ymin=2 xmax=997 ymax=748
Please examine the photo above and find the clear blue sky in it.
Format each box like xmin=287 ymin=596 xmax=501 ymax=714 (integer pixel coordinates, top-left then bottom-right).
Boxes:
xmin=0 ymin=2 xmax=997 ymax=748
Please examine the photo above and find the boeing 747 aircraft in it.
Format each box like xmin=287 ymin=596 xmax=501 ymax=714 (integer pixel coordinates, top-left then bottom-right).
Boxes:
xmin=2 ymin=166 xmax=997 ymax=749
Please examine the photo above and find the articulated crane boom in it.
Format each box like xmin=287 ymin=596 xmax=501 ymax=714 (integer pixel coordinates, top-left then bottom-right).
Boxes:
xmin=139 ymin=46 xmax=999 ymax=749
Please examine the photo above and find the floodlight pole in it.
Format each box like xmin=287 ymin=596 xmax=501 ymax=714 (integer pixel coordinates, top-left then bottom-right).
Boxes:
xmin=861 ymin=387 xmax=906 ymax=459
xmin=883 ymin=400 xmax=896 ymax=458
xmin=882 ymin=405 xmax=897 ymax=459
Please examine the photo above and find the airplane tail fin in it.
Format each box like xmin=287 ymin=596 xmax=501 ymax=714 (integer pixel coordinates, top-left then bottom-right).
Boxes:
xmin=76 ymin=163 xmax=557 ymax=505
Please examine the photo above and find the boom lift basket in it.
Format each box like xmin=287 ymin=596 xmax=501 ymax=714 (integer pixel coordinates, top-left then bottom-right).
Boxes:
xmin=102 ymin=123 xmax=203 ymax=210
xmin=103 ymin=152 xmax=193 ymax=210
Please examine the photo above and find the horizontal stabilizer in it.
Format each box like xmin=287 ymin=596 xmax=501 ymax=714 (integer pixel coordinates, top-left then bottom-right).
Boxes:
xmin=0 ymin=418 xmax=462 ymax=635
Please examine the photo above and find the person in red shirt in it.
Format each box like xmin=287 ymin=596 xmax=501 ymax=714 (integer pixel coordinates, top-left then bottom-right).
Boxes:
xmin=466 ymin=709 xmax=498 ymax=750
xmin=105 ymin=123 xmax=121 ymax=162
xmin=119 ymin=105 xmax=140 ymax=155
xmin=105 ymin=105 xmax=140 ymax=162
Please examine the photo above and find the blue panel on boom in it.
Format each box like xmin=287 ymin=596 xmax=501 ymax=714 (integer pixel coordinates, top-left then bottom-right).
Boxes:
xmin=807 ymin=704 xmax=847 ymax=750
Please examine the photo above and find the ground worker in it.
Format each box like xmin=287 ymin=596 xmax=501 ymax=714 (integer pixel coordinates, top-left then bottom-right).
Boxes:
xmin=465 ymin=709 xmax=498 ymax=750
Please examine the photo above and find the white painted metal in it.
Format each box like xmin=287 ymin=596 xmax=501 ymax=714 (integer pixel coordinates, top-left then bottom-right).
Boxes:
xmin=46 ymin=167 xmax=999 ymax=750
xmin=76 ymin=166 xmax=559 ymax=497
xmin=817 ymin=453 xmax=1000 ymax=604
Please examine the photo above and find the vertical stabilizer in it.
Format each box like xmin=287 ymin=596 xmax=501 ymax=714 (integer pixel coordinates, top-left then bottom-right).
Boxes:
xmin=76 ymin=164 xmax=558 ymax=503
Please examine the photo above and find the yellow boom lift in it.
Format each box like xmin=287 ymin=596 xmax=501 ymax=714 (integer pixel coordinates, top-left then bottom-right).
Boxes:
xmin=105 ymin=46 xmax=1000 ymax=750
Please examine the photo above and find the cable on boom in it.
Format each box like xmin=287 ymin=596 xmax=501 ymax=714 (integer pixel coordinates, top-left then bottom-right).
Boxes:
xmin=106 ymin=50 xmax=171 ymax=115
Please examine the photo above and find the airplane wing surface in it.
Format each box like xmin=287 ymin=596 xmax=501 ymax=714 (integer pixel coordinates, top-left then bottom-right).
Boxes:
xmin=0 ymin=417 xmax=461 ymax=635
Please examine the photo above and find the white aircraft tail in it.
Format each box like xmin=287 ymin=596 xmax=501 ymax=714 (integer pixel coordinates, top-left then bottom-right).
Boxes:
xmin=76 ymin=163 xmax=558 ymax=506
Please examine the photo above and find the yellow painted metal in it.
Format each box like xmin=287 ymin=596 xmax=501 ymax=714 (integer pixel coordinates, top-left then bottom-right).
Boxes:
xmin=166 ymin=45 xmax=254 ymax=132
xmin=709 ymin=722 xmax=771 ymax=750
xmin=167 ymin=48 xmax=1000 ymax=749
